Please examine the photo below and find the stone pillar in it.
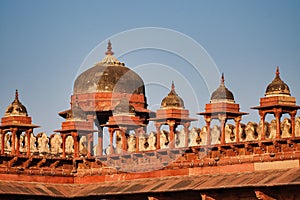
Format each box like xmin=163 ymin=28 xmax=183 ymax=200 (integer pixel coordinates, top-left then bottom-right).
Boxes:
xmin=72 ymin=131 xmax=79 ymax=158
xmin=274 ymin=108 xmax=282 ymax=139
xmin=234 ymin=116 xmax=241 ymax=143
xmin=184 ymin=121 xmax=190 ymax=147
xmin=134 ymin=128 xmax=140 ymax=152
xmin=155 ymin=122 xmax=162 ymax=150
xmin=120 ymin=127 xmax=127 ymax=151
xmin=259 ymin=111 xmax=266 ymax=140
xmin=108 ymin=128 xmax=115 ymax=154
xmin=26 ymin=129 xmax=32 ymax=156
xmin=167 ymin=120 xmax=176 ymax=149
xmin=218 ymin=114 xmax=227 ymax=145
xmin=61 ymin=134 xmax=67 ymax=158
xmin=97 ymin=130 xmax=103 ymax=156
xmin=10 ymin=127 xmax=17 ymax=155
xmin=89 ymin=114 xmax=101 ymax=156
xmin=1 ymin=130 xmax=4 ymax=154
xmin=290 ymin=110 xmax=297 ymax=138
xmin=87 ymin=133 xmax=93 ymax=158
xmin=15 ymin=130 xmax=21 ymax=156
xmin=204 ymin=117 xmax=211 ymax=145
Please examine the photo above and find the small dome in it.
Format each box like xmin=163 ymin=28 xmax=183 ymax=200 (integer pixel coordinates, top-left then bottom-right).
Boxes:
xmin=113 ymin=98 xmax=136 ymax=116
xmin=265 ymin=67 xmax=290 ymax=97
xmin=73 ymin=41 xmax=145 ymax=95
xmin=210 ymin=74 xmax=235 ymax=103
xmin=66 ymin=99 xmax=87 ymax=121
xmin=161 ymin=82 xmax=185 ymax=108
xmin=5 ymin=90 xmax=28 ymax=116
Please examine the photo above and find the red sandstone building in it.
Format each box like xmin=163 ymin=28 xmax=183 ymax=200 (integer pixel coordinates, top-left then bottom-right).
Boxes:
xmin=0 ymin=42 xmax=299 ymax=200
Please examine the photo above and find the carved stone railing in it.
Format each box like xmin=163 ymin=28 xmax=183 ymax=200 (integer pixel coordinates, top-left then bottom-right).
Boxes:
xmin=0 ymin=132 xmax=88 ymax=158
xmin=0 ymin=117 xmax=299 ymax=158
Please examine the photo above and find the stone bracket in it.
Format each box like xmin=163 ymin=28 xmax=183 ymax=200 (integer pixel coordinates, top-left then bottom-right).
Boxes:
xmin=50 ymin=160 xmax=60 ymax=169
xmin=23 ymin=157 xmax=33 ymax=168
xmin=37 ymin=158 xmax=47 ymax=168
xmin=8 ymin=156 xmax=18 ymax=167
xmin=254 ymin=190 xmax=277 ymax=200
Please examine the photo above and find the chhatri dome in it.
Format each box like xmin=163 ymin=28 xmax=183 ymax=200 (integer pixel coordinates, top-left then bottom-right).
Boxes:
xmin=265 ymin=67 xmax=291 ymax=97
xmin=161 ymin=81 xmax=185 ymax=109
xmin=210 ymin=73 xmax=235 ymax=103
xmin=73 ymin=41 xmax=145 ymax=95
xmin=5 ymin=90 xmax=28 ymax=117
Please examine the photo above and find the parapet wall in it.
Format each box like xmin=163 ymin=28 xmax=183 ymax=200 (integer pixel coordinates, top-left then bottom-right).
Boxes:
xmin=1 ymin=117 xmax=299 ymax=157
xmin=0 ymin=117 xmax=299 ymax=185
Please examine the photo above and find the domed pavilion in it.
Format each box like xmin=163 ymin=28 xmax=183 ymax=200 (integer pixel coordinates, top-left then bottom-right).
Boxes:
xmin=59 ymin=41 xmax=152 ymax=155
xmin=55 ymin=98 xmax=96 ymax=158
xmin=104 ymin=98 xmax=145 ymax=153
xmin=150 ymin=82 xmax=197 ymax=149
xmin=198 ymin=74 xmax=247 ymax=144
xmin=252 ymin=67 xmax=300 ymax=139
xmin=0 ymin=90 xmax=39 ymax=156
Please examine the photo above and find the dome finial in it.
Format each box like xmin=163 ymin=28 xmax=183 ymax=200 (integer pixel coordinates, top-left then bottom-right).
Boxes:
xmin=221 ymin=73 xmax=225 ymax=85
xmin=276 ymin=66 xmax=280 ymax=77
xmin=105 ymin=40 xmax=114 ymax=55
xmin=171 ymin=81 xmax=175 ymax=92
xmin=15 ymin=89 xmax=19 ymax=101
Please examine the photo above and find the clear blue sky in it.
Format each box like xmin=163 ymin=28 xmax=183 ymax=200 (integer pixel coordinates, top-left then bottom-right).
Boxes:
xmin=0 ymin=0 xmax=299 ymax=135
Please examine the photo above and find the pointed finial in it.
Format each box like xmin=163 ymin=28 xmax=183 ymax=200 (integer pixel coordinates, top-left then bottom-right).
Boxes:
xmin=105 ymin=40 xmax=114 ymax=55
xmin=171 ymin=81 xmax=175 ymax=91
xmin=15 ymin=89 xmax=19 ymax=101
xmin=221 ymin=73 xmax=225 ymax=85
xmin=276 ymin=66 xmax=280 ymax=77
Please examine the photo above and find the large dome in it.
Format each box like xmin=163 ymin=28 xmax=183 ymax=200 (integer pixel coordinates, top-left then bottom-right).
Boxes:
xmin=265 ymin=67 xmax=290 ymax=97
xmin=73 ymin=41 xmax=145 ymax=95
xmin=210 ymin=74 xmax=235 ymax=103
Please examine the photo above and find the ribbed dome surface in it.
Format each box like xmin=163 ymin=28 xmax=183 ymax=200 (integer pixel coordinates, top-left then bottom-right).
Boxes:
xmin=210 ymin=74 xmax=235 ymax=103
xmin=161 ymin=82 xmax=184 ymax=108
xmin=5 ymin=90 xmax=28 ymax=116
xmin=74 ymin=64 xmax=145 ymax=95
xmin=73 ymin=41 xmax=145 ymax=96
xmin=265 ymin=67 xmax=290 ymax=97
